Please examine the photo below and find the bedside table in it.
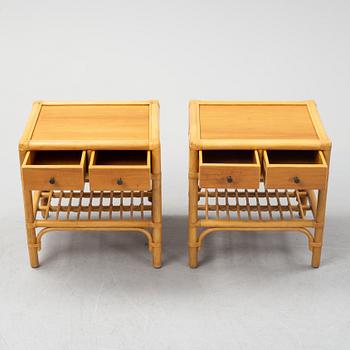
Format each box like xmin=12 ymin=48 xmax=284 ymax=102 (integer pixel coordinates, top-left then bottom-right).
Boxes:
xmin=188 ymin=100 xmax=331 ymax=268
xmin=19 ymin=101 xmax=162 ymax=268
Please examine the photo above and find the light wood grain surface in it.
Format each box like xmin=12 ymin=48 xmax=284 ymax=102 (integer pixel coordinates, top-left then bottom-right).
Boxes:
xmin=19 ymin=101 xmax=160 ymax=150
xmin=189 ymin=100 xmax=331 ymax=150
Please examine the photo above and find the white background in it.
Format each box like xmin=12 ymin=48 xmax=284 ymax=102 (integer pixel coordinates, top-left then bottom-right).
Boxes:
xmin=0 ymin=1 xmax=350 ymax=349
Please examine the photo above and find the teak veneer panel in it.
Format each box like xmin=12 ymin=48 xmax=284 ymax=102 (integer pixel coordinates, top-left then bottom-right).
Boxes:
xmin=19 ymin=101 xmax=160 ymax=150
xmin=189 ymin=101 xmax=331 ymax=150
xmin=32 ymin=105 xmax=149 ymax=141
xmin=200 ymin=104 xmax=317 ymax=139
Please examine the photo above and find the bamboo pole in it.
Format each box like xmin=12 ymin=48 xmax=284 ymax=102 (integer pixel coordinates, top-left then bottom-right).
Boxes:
xmin=311 ymin=149 xmax=331 ymax=268
xmin=151 ymin=146 xmax=162 ymax=268
xmin=19 ymin=150 xmax=39 ymax=268
xmin=188 ymin=149 xmax=199 ymax=268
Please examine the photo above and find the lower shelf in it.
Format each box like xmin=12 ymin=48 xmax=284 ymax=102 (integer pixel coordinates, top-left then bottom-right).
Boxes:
xmin=35 ymin=190 xmax=153 ymax=221
xmin=197 ymin=188 xmax=315 ymax=221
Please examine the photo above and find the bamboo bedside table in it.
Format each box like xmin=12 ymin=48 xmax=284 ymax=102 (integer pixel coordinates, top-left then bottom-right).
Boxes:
xmin=19 ymin=101 xmax=162 ymax=268
xmin=188 ymin=100 xmax=331 ymax=268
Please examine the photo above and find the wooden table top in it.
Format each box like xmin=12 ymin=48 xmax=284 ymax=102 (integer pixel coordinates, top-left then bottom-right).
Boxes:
xmin=189 ymin=101 xmax=331 ymax=150
xmin=19 ymin=101 xmax=160 ymax=150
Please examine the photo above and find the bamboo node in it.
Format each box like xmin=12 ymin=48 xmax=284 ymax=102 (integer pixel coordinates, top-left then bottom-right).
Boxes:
xmin=151 ymin=173 xmax=161 ymax=180
xmin=28 ymin=242 xmax=41 ymax=250
xmin=149 ymin=242 xmax=161 ymax=248
xmin=309 ymin=242 xmax=322 ymax=249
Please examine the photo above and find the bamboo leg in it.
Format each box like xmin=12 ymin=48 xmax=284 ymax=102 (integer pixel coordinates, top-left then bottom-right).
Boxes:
xmin=311 ymin=189 xmax=327 ymax=268
xmin=24 ymin=190 xmax=39 ymax=267
xmin=311 ymin=149 xmax=331 ymax=268
xmin=311 ymin=226 xmax=323 ymax=268
xmin=151 ymin=146 xmax=162 ymax=268
xmin=20 ymin=151 xmax=39 ymax=267
xmin=188 ymin=149 xmax=199 ymax=268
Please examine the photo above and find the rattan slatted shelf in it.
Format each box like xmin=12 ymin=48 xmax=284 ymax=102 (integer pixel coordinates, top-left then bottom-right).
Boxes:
xmin=197 ymin=188 xmax=313 ymax=221
xmin=34 ymin=191 xmax=152 ymax=221
xmin=36 ymin=190 xmax=153 ymax=221
xmin=19 ymin=101 xmax=162 ymax=268
xmin=189 ymin=100 xmax=331 ymax=268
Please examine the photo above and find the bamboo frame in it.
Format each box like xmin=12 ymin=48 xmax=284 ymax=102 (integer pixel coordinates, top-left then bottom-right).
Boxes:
xmin=19 ymin=101 xmax=162 ymax=268
xmin=188 ymin=100 xmax=331 ymax=268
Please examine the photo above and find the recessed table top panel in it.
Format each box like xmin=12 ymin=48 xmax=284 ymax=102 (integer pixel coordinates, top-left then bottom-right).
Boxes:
xmin=33 ymin=104 xmax=149 ymax=140
xmin=200 ymin=104 xmax=316 ymax=139
xmin=20 ymin=101 xmax=160 ymax=150
xmin=190 ymin=101 xmax=331 ymax=150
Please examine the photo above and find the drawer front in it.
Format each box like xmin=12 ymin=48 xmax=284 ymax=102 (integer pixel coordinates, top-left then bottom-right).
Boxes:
xmin=199 ymin=150 xmax=261 ymax=189
xmin=22 ymin=167 xmax=85 ymax=190
xmin=263 ymin=151 xmax=328 ymax=189
xmin=89 ymin=150 xmax=151 ymax=191
xmin=264 ymin=166 xmax=327 ymax=189
xmin=199 ymin=165 xmax=260 ymax=189
xmin=89 ymin=167 xmax=151 ymax=191
xmin=21 ymin=151 xmax=86 ymax=190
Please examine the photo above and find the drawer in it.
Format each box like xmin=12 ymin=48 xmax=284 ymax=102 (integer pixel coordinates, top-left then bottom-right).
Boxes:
xmin=22 ymin=151 xmax=86 ymax=190
xmin=89 ymin=150 xmax=151 ymax=191
xmin=199 ymin=150 xmax=261 ymax=189
xmin=263 ymin=150 xmax=327 ymax=189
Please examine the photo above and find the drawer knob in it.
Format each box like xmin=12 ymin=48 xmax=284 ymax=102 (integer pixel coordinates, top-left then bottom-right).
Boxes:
xmin=117 ymin=178 xmax=123 ymax=185
xmin=49 ymin=177 xmax=55 ymax=185
xmin=293 ymin=176 xmax=301 ymax=184
xmin=226 ymin=176 xmax=233 ymax=183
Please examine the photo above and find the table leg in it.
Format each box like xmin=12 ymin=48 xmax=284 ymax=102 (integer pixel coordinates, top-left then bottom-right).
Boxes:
xmin=311 ymin=189 xmax=327 ymax=268
xmin=20 ymin=151 xmax=39 ymax=267
xmin=151 ymin=146 xmax=162 ymax=268
xmin=23 ymin=189 xmax=39 ymax=268
xmin=188 ymin=149 xmax=199 ymax=268
xmin=311 ymin=149 xmax=331 ymax=268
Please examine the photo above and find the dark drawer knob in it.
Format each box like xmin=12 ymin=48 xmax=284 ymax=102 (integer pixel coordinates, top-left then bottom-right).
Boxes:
xmin=117 ymin=178 xmax=123 ymax=185
xmin=293 ymin=176 xmax=300 ymax=184
xmin=227 ymin=176 xmax=233 ymax=183
xmin=49 ymin=177 xmax=55 ymax=185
